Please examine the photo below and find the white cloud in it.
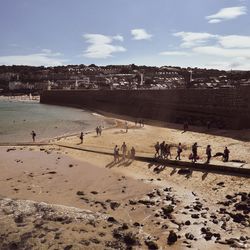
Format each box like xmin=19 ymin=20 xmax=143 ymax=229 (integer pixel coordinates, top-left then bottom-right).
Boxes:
xmin=206 ymin=6 xmax=247 ymax=23
xmin=113 ymin=35 xmax=124 ymax=42
xmin=160 ymin=51 xmax=190 ymax=56
xmin=208 ymin=19 xmax=221 ymax=24
xmin=193 ymin=46 xmax=250 ymax=58
xmin=0 ymin=50 xmax=66 ymax=66
xmin=174 ymin=32 xmax=218 ymax=48
xmin=131 ymin=29 xmax=152 ymax=40
xmin=218 ymin=35 xmax=250 ymax=48
xmin=83 ymin=33 xmax=126 ymax=59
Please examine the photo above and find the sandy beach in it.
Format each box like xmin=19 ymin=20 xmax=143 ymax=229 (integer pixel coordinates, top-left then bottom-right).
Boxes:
xmin=0 ymin=118 xmax=249 ymax=249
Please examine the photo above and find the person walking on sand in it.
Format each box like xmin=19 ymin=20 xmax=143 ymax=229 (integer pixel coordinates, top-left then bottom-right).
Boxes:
xmin=223 ymin=147 xmax=230 ymax=162
xmin=79 ymin=132 xmax=84 ymax=144
xmin=99 ymin=126 xmax=102 ymax=136
xmin=31 ymin=130 xmax=36 ymax=142
xmin=125 ymin=121 xmax=128 ymax=133
xmin=175 ymin=143 xmax=182 ymax=160
xmin=96 ymin=126 xmax=99 ymax=136
xmin=131 ymin=147 xmax=136 ymax=160
xmin=206 ymin=145 xmax=212 ymax=164
xmin=154 ymin=141 xmax=160 ymax=158
xmin=160 ymin=141 xmax=165 ymax=158
xmin=114 ymin=145 xmax=119 ymax=163
xmin=121 ymin=142 xmax=127 ymax=160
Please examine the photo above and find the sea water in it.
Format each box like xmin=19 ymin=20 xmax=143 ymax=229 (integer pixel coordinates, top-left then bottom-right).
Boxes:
xmin=0 ymin=99 xmax=111 ymax=143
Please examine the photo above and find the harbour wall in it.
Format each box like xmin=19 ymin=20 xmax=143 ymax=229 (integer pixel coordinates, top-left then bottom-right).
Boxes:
xmin=40 ymin=88 xmax=250 ymax=129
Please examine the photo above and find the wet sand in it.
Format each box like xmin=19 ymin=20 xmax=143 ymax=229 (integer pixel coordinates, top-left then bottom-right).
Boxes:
xmin=0 ymin=119 xmax=249 ymax=249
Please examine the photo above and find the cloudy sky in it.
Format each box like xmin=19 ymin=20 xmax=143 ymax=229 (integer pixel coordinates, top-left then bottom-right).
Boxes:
xmin=0 ymin=0 xmax=250 ymax=69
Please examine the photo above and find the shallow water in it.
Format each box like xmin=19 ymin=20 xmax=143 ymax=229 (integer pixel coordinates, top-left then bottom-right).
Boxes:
xmin=0 ymin=99 xmax=110 ymax=143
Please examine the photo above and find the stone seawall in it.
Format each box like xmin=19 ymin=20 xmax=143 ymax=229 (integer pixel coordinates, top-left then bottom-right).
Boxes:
xmin=40 ymin=88 xmax=250 ymax=129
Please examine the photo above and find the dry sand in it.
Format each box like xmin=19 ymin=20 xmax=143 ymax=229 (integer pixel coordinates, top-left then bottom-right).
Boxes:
xmin=0 ymin=119 xmax=249 ymax=249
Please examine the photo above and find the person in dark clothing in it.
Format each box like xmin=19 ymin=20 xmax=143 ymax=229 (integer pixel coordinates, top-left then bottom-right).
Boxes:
xmin=79 ymin=132 xmax=84 ymax=144
xmin=175 ymin=143 xmax=182 ymax=160
xmin=192 ymin=142 xmax=198 ymax=162
xmin=96 ymin=126 xmax=99 ymax=136
xmin=131 ymin=147 xmax=136 ymax=160
xmin=206 ymin=145 xmax=212 ymax=163
xmin=223 ymin=147 xmax=230 ymax=162
xmin=31 ymin=131 xmax=36 ymax=142
xmin=154 ymin=141 xmax=160 ymax=158
xmin=160 ymin=141 xmax=165 ymax=158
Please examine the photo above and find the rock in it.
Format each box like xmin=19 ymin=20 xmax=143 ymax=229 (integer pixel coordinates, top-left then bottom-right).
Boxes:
xmin=147 ymin=192 xmax=156 ymax=198
xmin=191 ymin=214 xmax=199 ymax=219
xmin=204 ymin=232 xmax=213 ymax=241
xmin=64 ymin=245 xmax=73 ymax=250
xmin=91 ymin=191 xmax=98 ymax=195
xmin=167 ymin=230 xmax=177 ymax=245
xmin=145 ymin=240 xmax=159 ymax=249
xmin=133 ymin=222 xmax=140 ymax=227
xmin=76 ymin=191 xmax=84 ymax=196
xmin=121 ymin=223 xmax=129 ymax=230
xmin=110 ymin=201 xmax=120 ymax=210
xmin=14 ymin=214 xmax=24 ymax=224
xmin=129 ymin=200 xmax=137 ymax=205
xmin=123 ymin=232 xmax=139 ymax=246
xmin=235 ymin=202 xmax=248 ymax=211
xmin=161 ymin=205 xmax=174 ymax=215
xmin=226 ymin=194 xmax=234 ymax=199
xmin=107 ymin=217 xmax=118 ymax=224
xmin=213 ymin=233 xmax=221 ymax=240
xmin=217 ymin=182 xmax=225 ymax=186
xmin=231 ymin=213 xmax=246 ymax=223
xmin=185 ymin=233 xmax=195 ymax=240
xmin=138 ymin=199 xmax=155 ymax=206
xmin=185 ymin=220 xmax=191 ymax=225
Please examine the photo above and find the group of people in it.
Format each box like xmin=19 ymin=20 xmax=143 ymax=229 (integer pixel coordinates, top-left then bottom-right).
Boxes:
xmin=95 ymin=126 xmax=103 ymax=136
xmin=135 ymin=119 xmax=144 ymax=127
xmin=154 ymin=141 xmax=172 ymax=159
xmin=114 ymin=142 xmax=136 ymax=163
xmin=154 ymin=140 xmax=230 ymax=164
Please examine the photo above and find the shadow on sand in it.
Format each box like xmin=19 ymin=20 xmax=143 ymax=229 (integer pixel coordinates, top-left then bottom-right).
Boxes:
xmin=105 ymin=158 xmax=133 ymax=168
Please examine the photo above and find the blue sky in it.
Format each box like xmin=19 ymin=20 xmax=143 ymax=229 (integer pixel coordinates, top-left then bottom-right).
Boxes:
xmin=0 ymin=0 xmax=250 ymax=69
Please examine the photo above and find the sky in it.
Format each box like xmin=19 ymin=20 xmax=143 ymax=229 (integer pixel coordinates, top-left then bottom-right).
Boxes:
xmin=0 ymin=0 xmax=250 ymax=70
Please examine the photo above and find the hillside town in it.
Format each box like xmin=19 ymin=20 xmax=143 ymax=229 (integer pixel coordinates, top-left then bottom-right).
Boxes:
xmin=1 ymin=64 xmax=250 ymax=94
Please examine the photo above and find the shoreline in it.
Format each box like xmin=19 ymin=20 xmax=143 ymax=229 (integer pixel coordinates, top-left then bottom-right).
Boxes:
xmin=0 ymin=112 xmax=249 ymax=249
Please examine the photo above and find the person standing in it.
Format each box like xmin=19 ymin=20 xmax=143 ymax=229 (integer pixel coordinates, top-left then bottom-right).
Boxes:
xmin=154 ymin=141 xmax=160 ymax=158
xmin=223 ymin=147 xmax=230 ymax=162
xmin=131 ymin=147 xmax=136 ymax=160
xmin=175 ymin=143 xmax=182 ymax=160
xmin=125 ymin=122 xmax=128 ymax=133
xmin=99 ymin=126 xmax=102 ymax=136
xmin=79 ymin=132 xmax=84 ymax=144
xmin=114 ymin=145 xmax=119 ymax=163
xmin=192 ymin=142 xmax=198 ymax=163
xmin=160 ymin=141 xmax=165 ymax=158
xmin=206 ymin=145 xmax=212 ymax=163
xmin=31 ymin=130 xmax=36 ymax=142
xmin=96 ymin=126 xmax=99 ymax=136
xmin=121 ymin=142 xmax=127 ymax=160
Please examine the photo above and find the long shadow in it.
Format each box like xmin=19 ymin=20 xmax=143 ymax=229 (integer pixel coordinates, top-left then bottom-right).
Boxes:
xmin=105 ymin=160 xmax=117 ymax=168
xmin=202 ymin=172 xmax=208 ymax=180
xmin=170 ymin=168 xmax=177 ymax=176
xmin=153 ymin=164 xmax=166 ymax=174
xmin=117 ymin=159 xmax=133 ymax=167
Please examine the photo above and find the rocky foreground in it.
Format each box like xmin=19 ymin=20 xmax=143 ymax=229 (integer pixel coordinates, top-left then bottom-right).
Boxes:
xmin=1 ymin=186 xmax=249 ymax=249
